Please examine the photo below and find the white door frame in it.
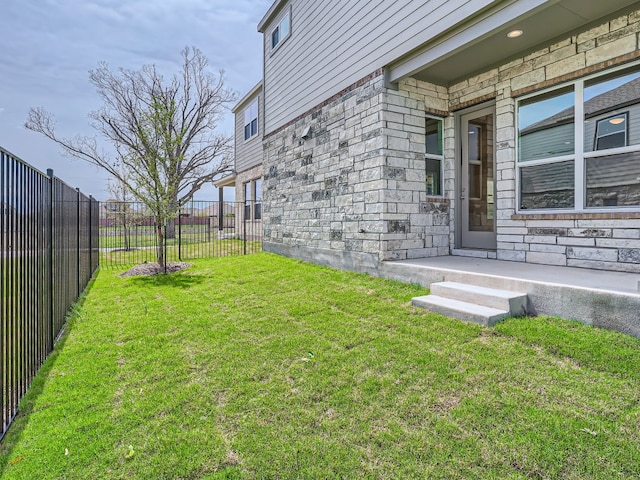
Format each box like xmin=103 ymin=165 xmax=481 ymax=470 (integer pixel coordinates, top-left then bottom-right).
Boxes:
xmin=457 ymin=103 xmax=497 ymax=250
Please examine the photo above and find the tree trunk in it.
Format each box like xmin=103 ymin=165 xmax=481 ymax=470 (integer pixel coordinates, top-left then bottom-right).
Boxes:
xmin=166 ymin=217 xmax=176 ymax=239
xmin=156 ymin=222 xmax=165 ymax=268
xmin=122 ymin=212 xmax=131 ymax=251
xmin=165 ymin=197 xmax=179 ymax=239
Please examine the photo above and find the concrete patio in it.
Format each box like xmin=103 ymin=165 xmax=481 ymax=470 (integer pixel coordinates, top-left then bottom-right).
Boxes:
xmin=378 ymin=256 xmax=640 ymax=338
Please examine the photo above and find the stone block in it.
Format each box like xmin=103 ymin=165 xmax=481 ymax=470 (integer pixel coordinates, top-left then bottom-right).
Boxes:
xmin=526 ymin=251 xmax=567 ymax=266
xmin=557 ymin=237 xmax=596 ymax=247
xmin=546 ymin=54 xmax=585 ymax=80
xmin=596 ymin=238 xmax=640 ymax=249
xmin=577 ymin=23 xmax=610 ymax=43
xmin=619 ymin=248 xmax=640 ymax=263
xmin=613 ymin=229 xmax=640 ymax=239
xmin=567 ymin=246 xmax=618 ymax=262
xmin=568 ymin=228 xmax=612 ymax=238
xmin=510 ymin=68 xmax=545 ymax=91
xmin=497 ymin=234 xmax=524 ymax=243
xmin=586 ymin=35 xmax=637 ymax=66
xmin=533 ymin=44 xmax=577 ymax=68
xmin=497 ymin=250 xmax=526 ymax=262
xmin=529 ymin=243 xmax=567 ymax=254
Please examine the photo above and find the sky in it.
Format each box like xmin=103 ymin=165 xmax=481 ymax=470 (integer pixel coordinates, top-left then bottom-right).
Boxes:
xmin=0 ymin=0 xmax=273 ymax=201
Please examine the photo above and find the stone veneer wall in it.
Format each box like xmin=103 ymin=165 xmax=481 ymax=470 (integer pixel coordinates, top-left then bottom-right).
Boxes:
xmin=443 ymin=9 xmax=640 ymax=273
xmin=262 ymin=71 xmax=457 ymax=264
xmin=262 ymin=73 xmax=387 ymax=264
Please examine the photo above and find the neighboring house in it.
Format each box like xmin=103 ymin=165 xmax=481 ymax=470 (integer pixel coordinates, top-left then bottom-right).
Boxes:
xmin=256 ymin=0 xmax=640 ymax=273
xmin=215 ymin=82 xmax=263 ymax=240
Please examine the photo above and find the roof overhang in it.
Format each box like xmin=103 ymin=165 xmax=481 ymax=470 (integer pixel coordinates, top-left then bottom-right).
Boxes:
xmin=387 ymin=0 xmax=640 ymax=87
xmin=232 ymin=81 xmax=263 ymax=113
xmin=213 ymin=173 xmax=236 ymax=188
xmin=258 ymin=0 xmax=286 ymax=33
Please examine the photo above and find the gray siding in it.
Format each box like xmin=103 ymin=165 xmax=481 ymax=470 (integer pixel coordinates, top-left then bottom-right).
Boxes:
xmin=583 ymin=104 xmax=640 ymax=152
xmin=519 ymin=123 xmax=574 ymax=162
xmin=262 ymin=0 xmax=493 ymax=134
xmin=520 ymin=104 xmax=640 ymax=162
xmin=234 ymin=88 xmax=264 ymax=174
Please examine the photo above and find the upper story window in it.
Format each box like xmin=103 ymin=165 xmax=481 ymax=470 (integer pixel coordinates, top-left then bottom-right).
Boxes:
xmin=595 ymin=113 xmax=628 ymax=150
xmin=271 ymin=10 xmax=290 ymax=50
xmin=517 ymin=63 xmax=640 ymax=211
xmin=425 ymin=116 xmax=444 ymax=196
xmin=244 ymin=100 xmax=258 ymax=141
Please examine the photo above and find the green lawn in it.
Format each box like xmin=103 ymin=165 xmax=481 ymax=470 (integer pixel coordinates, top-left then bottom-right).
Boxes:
xmin=1 ymin=253 xmax=639 ymax=479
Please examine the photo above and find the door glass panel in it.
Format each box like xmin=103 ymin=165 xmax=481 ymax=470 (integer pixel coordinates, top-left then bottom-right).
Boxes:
xmin=467 ymin=115 xmax=494 ymax=232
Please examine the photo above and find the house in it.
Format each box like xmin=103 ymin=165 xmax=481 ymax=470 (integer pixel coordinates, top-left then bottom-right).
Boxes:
xmin=255 ymin=0 xmax=640 ymax=275
xmin=215 ymin=82 xmax=263 ymax=240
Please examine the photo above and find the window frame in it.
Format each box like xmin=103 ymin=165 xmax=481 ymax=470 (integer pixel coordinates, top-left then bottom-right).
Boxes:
xmin=425 ymin=115 xmax=444 ymax=198
xmin=515 ymin=61 xmax=640 ymax=213
xmin=270 ymin=8 xmax=291 ymax=51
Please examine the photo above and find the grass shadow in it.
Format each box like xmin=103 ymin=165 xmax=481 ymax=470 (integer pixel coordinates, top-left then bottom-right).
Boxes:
xmin=126 ymin=272 xmax=207 ymax=289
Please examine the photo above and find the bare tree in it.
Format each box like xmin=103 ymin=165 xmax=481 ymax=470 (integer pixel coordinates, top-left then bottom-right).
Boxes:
xmin=105 ymin=174 xmax=136 ymax=251
xmin=26 ymin=46 xmax=235 ymax=267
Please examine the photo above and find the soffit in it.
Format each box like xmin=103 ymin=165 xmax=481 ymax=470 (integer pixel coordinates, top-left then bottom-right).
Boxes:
xmin=389 ymin=0 xmax=640 ymax=86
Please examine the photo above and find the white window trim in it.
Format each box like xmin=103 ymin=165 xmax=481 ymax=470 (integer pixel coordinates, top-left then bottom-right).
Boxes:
xmin=425 ymin=115 xmax=445 ymax=198
xmin=270 ymin=8 xmax=291 ymax=52
xmin=515 ymin=61 xmax=640 ymax=214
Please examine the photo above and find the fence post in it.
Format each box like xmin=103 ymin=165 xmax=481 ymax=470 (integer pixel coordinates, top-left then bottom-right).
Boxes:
xmin=76 ymin=188 xmax=81 ymax=298
xmin=218 ymin=187 xmax=224 ymax=231
xmin=46 ymin=169 xmax=54 ymax=352
xmin=243 ymin=202 xmax=247 ymax=255
xmin=164 ymin=223 xmax=168 ymax=274
xmin=88 ymin=195 xmax=93 ymax=275
xmin=178 ymin=210 xmax=182 ymax=261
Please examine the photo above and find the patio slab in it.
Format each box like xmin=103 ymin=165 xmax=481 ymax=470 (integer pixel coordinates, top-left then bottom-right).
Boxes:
xmin=379 ymin=256 xmax=640 ymax=338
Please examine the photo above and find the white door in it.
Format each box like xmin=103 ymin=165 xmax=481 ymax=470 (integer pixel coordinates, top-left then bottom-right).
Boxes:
xmin=460 ymin=106 xmax=496 ymax=250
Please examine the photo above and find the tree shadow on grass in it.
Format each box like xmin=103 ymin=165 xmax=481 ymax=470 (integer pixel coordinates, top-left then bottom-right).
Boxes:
xmin=127 ymin=272 xmax=207 ymax=289
xmin=0 ymin=277 xmax=96 ymax=475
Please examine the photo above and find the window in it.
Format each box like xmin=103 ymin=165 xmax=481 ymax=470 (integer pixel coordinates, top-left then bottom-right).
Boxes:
xmin=425 ymin=116 xmax=444 ymax=196
xmin=517 ymin=63 xmax=640 ymax=210
xmin=244 ymin=100 xmax=258 ymax=140
xmin=254 ymin=178 xmax=262 ymax=220
xmin=271 ymin=10 xmax=290 ymax=50
xmin=244 ymin=182 xmax=251 ymax=219
xmin=594 ymin=113 xmax=627 ymax=150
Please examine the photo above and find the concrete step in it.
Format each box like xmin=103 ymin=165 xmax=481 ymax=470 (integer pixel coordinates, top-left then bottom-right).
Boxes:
xmin=412 ymin=295 xmax=509 ymax=326
xmin=429 ymin=281 xmax=528 ymax=316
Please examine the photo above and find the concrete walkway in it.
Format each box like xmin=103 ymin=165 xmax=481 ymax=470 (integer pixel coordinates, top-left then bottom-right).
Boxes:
xmin=379 ymin=256 xmax=640 ymax=338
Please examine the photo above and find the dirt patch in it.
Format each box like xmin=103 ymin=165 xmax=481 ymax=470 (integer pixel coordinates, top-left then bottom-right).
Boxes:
xmin=120 ymin=262 xmax=191 ymax=277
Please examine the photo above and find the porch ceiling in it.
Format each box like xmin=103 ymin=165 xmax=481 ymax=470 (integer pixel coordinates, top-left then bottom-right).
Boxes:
xmin=388 ymin=0 xmax=640 ymax=87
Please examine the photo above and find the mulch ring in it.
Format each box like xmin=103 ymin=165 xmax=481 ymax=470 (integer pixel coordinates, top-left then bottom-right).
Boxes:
xmin=120 ymin=262 xmax=192 ymax=277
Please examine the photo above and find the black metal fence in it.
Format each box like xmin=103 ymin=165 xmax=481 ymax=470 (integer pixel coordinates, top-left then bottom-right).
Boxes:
xmin=1 ymin=147 xmax=99 ymax=441
xmin=99 ymin=200 xmax=262 ymax=268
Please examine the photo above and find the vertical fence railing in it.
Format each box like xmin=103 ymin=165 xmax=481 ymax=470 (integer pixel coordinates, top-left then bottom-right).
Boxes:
xmin=99 ymin=200 xmax=262 ymax=268
xmin=1 ymin=147 xmax=99 ymax=442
